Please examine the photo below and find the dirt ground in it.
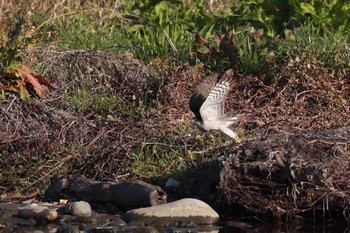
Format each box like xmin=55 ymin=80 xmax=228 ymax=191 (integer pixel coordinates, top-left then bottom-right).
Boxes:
xmin=1 ymin=46 xmax=350 ymax=222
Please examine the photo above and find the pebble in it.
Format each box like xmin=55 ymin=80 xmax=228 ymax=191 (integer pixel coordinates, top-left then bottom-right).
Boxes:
xmin=58 ymin=201 xmax=92 ymax=217
xmin=70 ymin=201 xmax=92 ymax=217
xmin=165 ymin=178 xmax=180 ymax=191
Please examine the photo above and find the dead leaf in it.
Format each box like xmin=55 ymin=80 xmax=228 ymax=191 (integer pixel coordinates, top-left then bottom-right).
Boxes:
xmin=214 ymin=32 xmax=222 ymax=47
xmin=253 ymin=28 xmax=264 ymax=45
xmin=17 ymin=69 xmax=46 ymax=97
xmin=36 ymin=75 xmax=58 ymax=88
xmin=195 ymin=34 xmax=210 ymax=47
xmin=10 ymin=63 xmax=57 ymax=98
xmin=0 ymin=85 xmax=19 ymax=92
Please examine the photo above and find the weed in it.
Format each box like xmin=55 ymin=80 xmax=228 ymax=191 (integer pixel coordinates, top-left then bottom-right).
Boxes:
xmin=68 ymin=84 xmax=146 ymax=122
xmin=275 ymin=22 xmax=350 ymax=74
xmin=229 ymin=0 xmax=350 ymax=37
xmin=192 ymin=26 xmax=268 ymax=75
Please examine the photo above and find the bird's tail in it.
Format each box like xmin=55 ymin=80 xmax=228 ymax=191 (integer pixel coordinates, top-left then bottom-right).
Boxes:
xmin=221 ymin=116 xmax=238 ymax=127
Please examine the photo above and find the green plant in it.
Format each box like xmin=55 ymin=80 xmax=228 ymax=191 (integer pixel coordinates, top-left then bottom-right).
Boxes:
xmin=34 ymin=0 xmax=235 ymax=62
xmin=289 ymin=0 xmax=350 ymax=34
xmin=275 ymin=22 xmax=350 ymax=73
xmin=126 ymin=121 xmax=234 ymax=181
xmin=124 ymin=0 xmax=207 ymax=62
xmin=229 ymin=0 xmax=350 ymax=37
xmin=69 ymin=84 xmax=146 ymax=122
xmin=70 ymin=85 xmax=91 ymax=111
xmin=192 ymin=25 xmax=268 ymax=75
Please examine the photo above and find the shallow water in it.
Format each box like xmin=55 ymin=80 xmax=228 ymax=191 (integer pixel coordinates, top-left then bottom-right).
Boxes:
xmin=1 ymin=219 xmax=348 ymax=233
xmin=220 ymin=220 xmax=349 ymax=233
xmin=1 ymin=202 xmax=348 ymax=233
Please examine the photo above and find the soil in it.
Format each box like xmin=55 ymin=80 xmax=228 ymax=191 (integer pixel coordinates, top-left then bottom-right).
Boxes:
xmin=1 ymin=46 xmax=350 ymax=223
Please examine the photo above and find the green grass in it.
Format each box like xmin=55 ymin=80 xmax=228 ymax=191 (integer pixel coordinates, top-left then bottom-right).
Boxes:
xmin=33 ymin=2 xmax=200 ymax=62
xmin=68 ymin=84 xmax=146 ymax=122
xmin=275 ymin=24 xmax=350 ymax=72
xmin=125 ymin=121 xmax=238 ymax=182
xmin=12 ymin=0 xmax=350 ymax=74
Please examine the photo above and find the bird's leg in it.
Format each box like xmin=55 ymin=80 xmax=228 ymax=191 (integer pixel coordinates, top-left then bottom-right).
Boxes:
xmin=219 ymin=127 xmax=241 ymax=146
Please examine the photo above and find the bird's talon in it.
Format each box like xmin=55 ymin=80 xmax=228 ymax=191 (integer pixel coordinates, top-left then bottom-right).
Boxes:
xmin=233 ymin=137 xmax=241 ymax=146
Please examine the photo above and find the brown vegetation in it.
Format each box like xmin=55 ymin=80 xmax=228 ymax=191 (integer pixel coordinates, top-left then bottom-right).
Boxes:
xmin=217 ymin=130 xmax=350 ymax=221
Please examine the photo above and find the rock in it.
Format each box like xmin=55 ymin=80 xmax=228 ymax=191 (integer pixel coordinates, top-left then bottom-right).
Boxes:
xmin=73 ymin=216 xmax=95 ymax=223
xmin=121 ymin=198 xmax=219 ymax=226
xmin=8 ymin=218 xmax=37 ymax=226
xmin=58 ymin=201 xmax=92 ymax=217
xmin=17 ymin=203 xmax=58 ymax=222
xmin=85 ymin=226 xmax=116 ymax=233
xmin=57 ymin=214 xmax=74 ymax=222
xmin=70 ymin=201 xmax=92 ymax=217
xmin=110 ymin=217 xmax=127 ymax=226
xmin=164 ymin=178 xmax=180 ymax=191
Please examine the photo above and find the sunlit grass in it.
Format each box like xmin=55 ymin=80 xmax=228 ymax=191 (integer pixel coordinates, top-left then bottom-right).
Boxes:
xmin=275 ymin=23 xmax=350 ymax=73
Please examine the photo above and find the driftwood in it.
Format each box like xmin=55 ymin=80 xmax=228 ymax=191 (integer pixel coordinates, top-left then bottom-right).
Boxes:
xmin=44 ymin=174 xmax=167 ymax=210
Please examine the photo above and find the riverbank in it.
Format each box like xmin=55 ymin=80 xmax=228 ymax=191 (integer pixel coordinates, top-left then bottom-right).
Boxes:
xmin=1 ymin=45 xmax=350 ymax=224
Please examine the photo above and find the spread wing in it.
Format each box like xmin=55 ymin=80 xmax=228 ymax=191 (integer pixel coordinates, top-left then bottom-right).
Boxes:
xmin=189 ymin=74 xmax=218 ymax=122
xmin=199 ymin=70 xmax=234 ymax=122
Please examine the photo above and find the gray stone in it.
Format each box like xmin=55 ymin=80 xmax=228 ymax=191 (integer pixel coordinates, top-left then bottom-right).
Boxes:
xmin=18 ymin=203 xmax=58 ymax=221
xmin=70 ymin=201 xmax=92 ymax=217
xmin=165 ymin=178 xmax=180 ymax=190
xmin=121 ymin=198 xmax=219 ymax=226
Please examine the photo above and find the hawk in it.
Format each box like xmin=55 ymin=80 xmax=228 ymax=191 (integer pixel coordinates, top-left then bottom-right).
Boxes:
xmin=189 ymin=69 xmax=241 ymax=144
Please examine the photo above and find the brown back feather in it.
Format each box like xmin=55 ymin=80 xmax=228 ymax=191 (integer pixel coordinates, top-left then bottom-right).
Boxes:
xmin=189 ymin=74 xmax=218 ymax=122
xmin=189 ymin=69 xmax=235 ymax=122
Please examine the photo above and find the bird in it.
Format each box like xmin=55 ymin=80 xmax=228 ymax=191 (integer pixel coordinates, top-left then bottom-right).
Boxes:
xmin=189 ymin=69 xmax=241 ymax=144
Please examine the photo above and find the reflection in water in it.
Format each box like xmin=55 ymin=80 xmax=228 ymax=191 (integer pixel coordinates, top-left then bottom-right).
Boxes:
xmin=1 ymin=219 xmax=349 ymax=233
xmin=220 ymin=219 xmax=349 ymax=233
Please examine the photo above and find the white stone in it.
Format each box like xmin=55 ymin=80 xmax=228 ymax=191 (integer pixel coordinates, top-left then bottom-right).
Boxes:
xmin=122 ymin=198 xmax=219 ymax=226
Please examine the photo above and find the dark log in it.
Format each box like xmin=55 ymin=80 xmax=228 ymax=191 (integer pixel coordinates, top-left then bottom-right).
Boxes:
xmin=44 ymin=174 xmax=167 ymax=210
